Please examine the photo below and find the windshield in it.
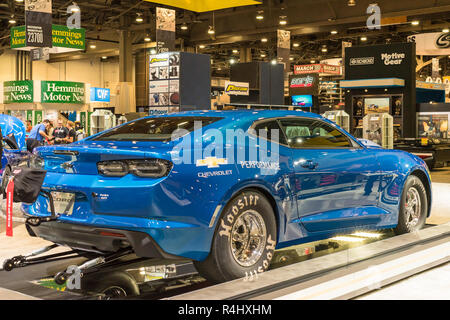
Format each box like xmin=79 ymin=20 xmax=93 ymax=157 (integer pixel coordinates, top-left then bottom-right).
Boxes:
xmin=92 ymin=116 xmax=222 ymax=141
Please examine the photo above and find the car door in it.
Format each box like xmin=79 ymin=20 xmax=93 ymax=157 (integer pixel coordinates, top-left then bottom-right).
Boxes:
xmin=278 ymin=117 xmax=383 ymax=232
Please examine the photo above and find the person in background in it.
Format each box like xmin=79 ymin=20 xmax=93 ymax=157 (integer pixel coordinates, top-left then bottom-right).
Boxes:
xmin=65 ymin=121 xmax=76 ymax=144
xmin=26 ymin=119 xmax=51 ymax=152
xmin=53 ymin=119 xmax=68 ymax=145
xmin=26 ymin=120 xmax=32 ymax=133
xmin=74 ymin=121 xmax=85 ymax=141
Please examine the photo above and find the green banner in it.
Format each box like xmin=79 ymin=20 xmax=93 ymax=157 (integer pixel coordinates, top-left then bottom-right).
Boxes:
xmin=52 ymin=25 xmax=85 ymax=50
xmin=34 ymin=110 xmax=42 ymax=124
xmin=3 ymin=80 xmax=34 ymax=103
xmin=10 ymin=26 xmax=26 ymax=49
xmin=41 ymin=81 xmax=85 ymax=104
xmin=11 ymin=24 xmax=85 ymax=51
xmin=27 ymin=110 xmax=33 ymax=124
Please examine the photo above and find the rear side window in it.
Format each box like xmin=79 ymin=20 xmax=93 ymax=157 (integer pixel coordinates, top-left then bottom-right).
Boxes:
xmin=279 ymin=118 xmax=352 ymax=148
xmin=93 ymin=117 xmax=222 ymax=141
xmin=253 ymin=120 xmax=288 ymax=145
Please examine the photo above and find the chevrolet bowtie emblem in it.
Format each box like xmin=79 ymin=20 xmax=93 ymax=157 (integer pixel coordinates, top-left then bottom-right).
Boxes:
xmin=196 ymin=157 xmax=228 ymax=168
xmin=61 ymin=162 xmax=74 ymax=173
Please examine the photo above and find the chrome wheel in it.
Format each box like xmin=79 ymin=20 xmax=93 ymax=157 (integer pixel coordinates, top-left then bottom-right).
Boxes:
xmin=404 ymin=187 xmax=421 ymax=229
xmin=230 ymin=209 xmax=267 ymax=267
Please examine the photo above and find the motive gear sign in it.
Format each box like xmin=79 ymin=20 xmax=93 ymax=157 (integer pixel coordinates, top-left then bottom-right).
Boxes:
xmin=25 ymin=0 xmax=53 ymax=48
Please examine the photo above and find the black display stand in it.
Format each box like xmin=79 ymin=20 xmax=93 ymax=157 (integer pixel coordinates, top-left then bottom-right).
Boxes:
xmin=343 ymin=42 xmax=416 ymax=138
xmin=229 ymin=62 xmax=284 ymax=105
xmin=149 ymin=51 xmax=211 ymax=113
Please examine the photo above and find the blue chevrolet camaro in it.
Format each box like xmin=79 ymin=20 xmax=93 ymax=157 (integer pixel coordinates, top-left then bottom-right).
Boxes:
xmin=0 ymin=114 xmax=31 ymax=191
xmin=23 ymin=110 xmax=432 ymax=282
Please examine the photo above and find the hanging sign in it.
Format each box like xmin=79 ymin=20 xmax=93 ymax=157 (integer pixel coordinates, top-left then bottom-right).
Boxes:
xmin=11 ymin=24 xmax=85 ymax=52
xmin=25 ymin=0 xmax=53 ymax=48
xmin=277 ymin=30 xmax=291 ymax=72
xmin=407 ymin=32 xmax=450 ymax=55
xmin=156 ymin=7 xmax=175 ymax=53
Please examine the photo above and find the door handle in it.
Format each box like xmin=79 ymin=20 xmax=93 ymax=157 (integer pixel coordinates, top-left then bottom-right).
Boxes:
xmin=301 ymin=160 xmax=318 ymax=170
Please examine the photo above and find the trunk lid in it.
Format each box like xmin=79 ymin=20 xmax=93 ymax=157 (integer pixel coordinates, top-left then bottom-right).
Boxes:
xmin=37 ymin=140 xmax=174 ymax=175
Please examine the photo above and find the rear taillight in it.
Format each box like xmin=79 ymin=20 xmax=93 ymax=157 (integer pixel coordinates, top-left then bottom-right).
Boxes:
xmin=97 ymin=161 xmax=128 ymax=177
xmin=97 ymin=159 xmax=172 ymax=178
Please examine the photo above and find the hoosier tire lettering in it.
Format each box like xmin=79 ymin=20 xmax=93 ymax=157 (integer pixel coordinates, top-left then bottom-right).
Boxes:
xmin=194 ymin=190 xmax=277 ymax=283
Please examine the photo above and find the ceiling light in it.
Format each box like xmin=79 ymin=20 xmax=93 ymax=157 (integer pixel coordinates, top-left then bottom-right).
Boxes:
xmin=293 ymin=43 xmax=300 ymax=47
xmin=442 ymin=28 xmax=449 ymax=33
xmin=181 ymin=23 xmax=188 ymax=30
xmin=232 ymin=49 xmax=238 ymax=53
xmin=217 ymin=67 xmax=222 ymax=71
xmin=199 ymin=44 xmax=205 ymax=49
xmin=89 ymin=43 xmax=96 ymax=49
xmin=331 ymin=30 xmax=338 ymax=34
xmin=279 ymin=16 xmax=287 ymax=25
xmin=310 ymin=60 xmax=316 ymax=63
xmin=15 ymin=0 xmax=24 ymax=2
xmin=256 ymin=11 xmax=264 ymax=20
xmin=208 ymin=26 xmax=215 ymax=35
xmin=136 ymin=14 xmax=144 ymax=23
xmin=411 ymin=20 xmax=420 ymax=26
xmin=70 ymin=4 xmax=80 ymax=13
xmin=261 ymin=37 xmax=268 ymax=43
xmin=8 ymin=18 xmax=16 ymax=24
xmin=150 ymin=49 xmax=157 ymax=54
xmin=271 ymin=59 xmax=277 ymax=65
xmin=260 ymin=53 xmax=266 ymax=58
xmin=144 ymin=36 xmax=151 ymax=42
xmin=289 ymin=57 xmax=294 ymax=61
xmin=229 ymin=58 xmax=236 ymax=64
xmin=347 ymin=0 xmax=356 ymax=6
xmin=101 ymin=56 xmax=107 ymax=59
xmin=361 ymin=36 xmax=367 ymax=41
xmin=321 ymin=47 xmax=328 ymax=52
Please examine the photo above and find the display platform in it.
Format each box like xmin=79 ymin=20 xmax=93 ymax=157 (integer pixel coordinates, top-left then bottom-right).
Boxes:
xmin=0 ymin=169 xmax=450 ymax=300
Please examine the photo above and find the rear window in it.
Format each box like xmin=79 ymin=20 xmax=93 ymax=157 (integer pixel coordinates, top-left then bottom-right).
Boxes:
xmin=93 ymin=116 xmax=222 ymax=141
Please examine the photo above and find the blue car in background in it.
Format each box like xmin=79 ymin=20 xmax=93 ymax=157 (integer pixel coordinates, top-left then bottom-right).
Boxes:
xmin=23 ymin=110 xmax=432 ymax=283
xmin=0 ymin=114 xmax=31 ymax=191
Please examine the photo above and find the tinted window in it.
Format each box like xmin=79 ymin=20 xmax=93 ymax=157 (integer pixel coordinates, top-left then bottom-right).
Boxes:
xmin=279 ymin=118 xmax=352 ymax=148
xmin=253 ymin=120 xmax=287 ymax=145
xmin=93 ymin=117 xmax=222 ymax=141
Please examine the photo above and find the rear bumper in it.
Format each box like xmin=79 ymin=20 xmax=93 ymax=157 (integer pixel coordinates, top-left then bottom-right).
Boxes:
xmin=25 ymin=218 xmax=182 ymax=259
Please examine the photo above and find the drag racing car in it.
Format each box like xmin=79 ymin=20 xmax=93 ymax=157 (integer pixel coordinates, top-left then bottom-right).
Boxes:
xmin=0 ymin=114 xmax=31 ymax=190
xmin=22 ymin=110 xmax=432 ymax=283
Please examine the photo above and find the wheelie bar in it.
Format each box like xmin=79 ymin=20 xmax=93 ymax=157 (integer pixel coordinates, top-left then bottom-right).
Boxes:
xmin=1 ymin=244 xmax=80 ymax=272
xmin=54 ymin=248 xmax=134 ymax=285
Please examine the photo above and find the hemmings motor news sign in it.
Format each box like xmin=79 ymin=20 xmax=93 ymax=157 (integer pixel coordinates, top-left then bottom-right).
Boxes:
xmin=41 ymin=81 xmax=85 ymax=104
xmin=3 ymin=81 xmax=34 ymax=103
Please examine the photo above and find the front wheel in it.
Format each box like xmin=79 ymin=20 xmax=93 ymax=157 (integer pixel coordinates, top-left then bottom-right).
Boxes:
xmin=194 ymin=190 xmax=277 ymax=283
xmin=394 ymin=175 xmax=428 ymax=235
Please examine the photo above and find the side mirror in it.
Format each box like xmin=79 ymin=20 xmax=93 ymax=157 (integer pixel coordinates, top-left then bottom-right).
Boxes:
xmin=358 ymin=138 xmax=382 ymax=148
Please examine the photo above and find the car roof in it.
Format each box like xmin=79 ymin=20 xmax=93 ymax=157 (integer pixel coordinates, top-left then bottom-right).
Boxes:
xmin=146 ymin=109 xmax=323 ymax=122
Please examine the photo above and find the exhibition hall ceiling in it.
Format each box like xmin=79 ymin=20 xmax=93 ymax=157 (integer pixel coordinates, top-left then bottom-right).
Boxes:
xmin=0 ymin=0 xmax=449 ymax=70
